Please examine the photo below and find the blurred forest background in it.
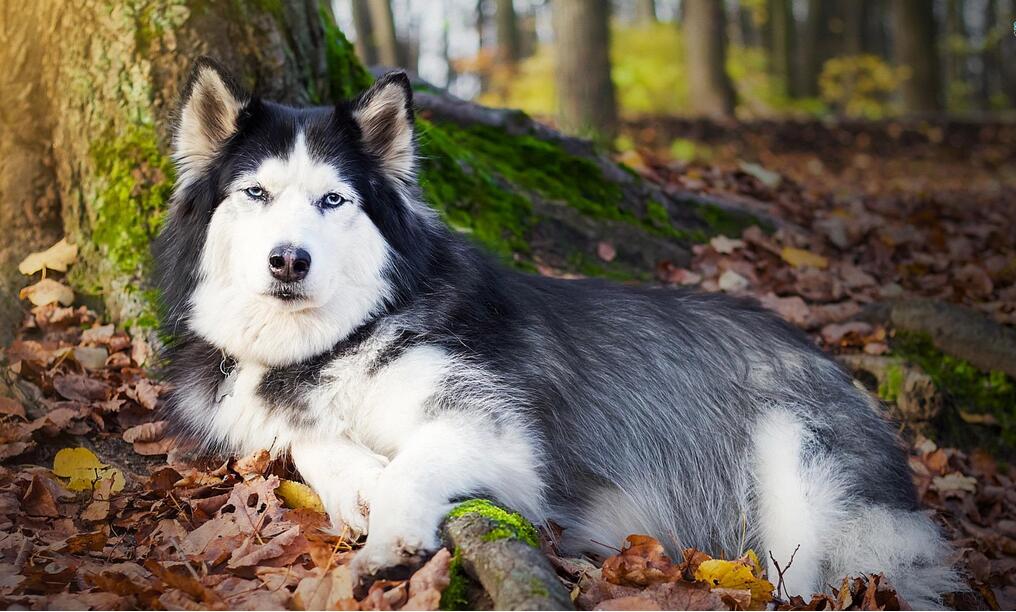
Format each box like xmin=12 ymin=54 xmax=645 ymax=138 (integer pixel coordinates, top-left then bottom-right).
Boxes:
xmin=336 ymin=0 xmax=1016 ymax=139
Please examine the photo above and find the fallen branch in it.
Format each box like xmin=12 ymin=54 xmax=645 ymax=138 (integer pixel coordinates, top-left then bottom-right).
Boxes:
xmin=441 ymin=500 xmax=573 ymax=610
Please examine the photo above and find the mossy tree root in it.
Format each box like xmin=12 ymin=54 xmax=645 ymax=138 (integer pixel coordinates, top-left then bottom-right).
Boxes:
xmin=863 ymin=299 xmax=1016 ymax=379
xmin=440 ymin=500 xmax=573 ymax=611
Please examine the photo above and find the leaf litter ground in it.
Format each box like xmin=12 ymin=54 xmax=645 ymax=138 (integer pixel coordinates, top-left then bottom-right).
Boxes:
xmin=2 ymin=120 xmax=1015 ymax=610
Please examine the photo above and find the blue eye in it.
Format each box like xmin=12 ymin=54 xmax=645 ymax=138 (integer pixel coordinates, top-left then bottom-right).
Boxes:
xmin=243 ymin=186 xmax=266 ymax=200
xmin=321 ymin=192 xmax=348 ymax=208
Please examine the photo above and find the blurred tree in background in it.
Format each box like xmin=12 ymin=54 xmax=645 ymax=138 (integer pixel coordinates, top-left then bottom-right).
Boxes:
xmin=341 ymin=0 xmax=1016 ymax=139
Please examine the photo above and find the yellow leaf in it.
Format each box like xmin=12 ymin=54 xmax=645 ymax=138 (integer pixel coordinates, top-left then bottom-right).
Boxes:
xmin=694 ymin=555 xmax=774 ymax=610
xmin=53 ymin=447 xmax=125 ymax=493
xmin=53 ymin=448 xmax=104 ymax=477
xmin=780 ymin=247 xmax=828 ymax=269
xmin=276 ymin=479 xmax=325 ymax=513
xmin=19 ymin=278 xmax=74 ymax=306
xmin=18 ymin=238 xmax=78 ymax=275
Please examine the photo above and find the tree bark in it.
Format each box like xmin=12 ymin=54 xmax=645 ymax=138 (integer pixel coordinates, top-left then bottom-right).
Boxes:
xmin=367 ymin=0 xmax=400 ymax=67
xmin=495 ymin=0 xmax=521 ymax=67
xmin=768 ymin=0 xmax=796 ymax=98
xmin=684 ymin=0 xmax=736 ymax=118
xmin=892 ymin=0 xmax=944 ymax=114
xmin=635 ymin=0 xmax=657 ymax=25
xmin=351 ymin=0 xmax=377 ymax=66
xmin=551 ymin=0 xmax=619 ymax=141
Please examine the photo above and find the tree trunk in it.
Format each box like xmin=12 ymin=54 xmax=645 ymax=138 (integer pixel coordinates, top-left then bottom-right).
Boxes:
xmin=0 ymin=0 xmax=368 ymax=339
xmin=798 ymin=0 xmax=824 ymax=97
xmin=495 ymin=0 xmax=521 ymax=67
xmin=1003 ymin=0 xmax=1016 ymax=106
xmin=842 ymin=0 xmax=866 ymax=55
xmin=367 ymin=0 xmax=400 ymax=67
xmin=980 ymin=0 xmax=999 ymax=111
xmin=684 ymin=0 xmax=737 ymax=118
xmin=635 ymin=0 xmax=657 ymax=25
xmin=351 ymin=0 xmax=377 ymax=66
xmin=768 ymin=0 xmax=796 ymax=98
xmin=551 ymin=0 xmax=619 ymax=141
xmin=892 ymin=0 xmax=943 ymax=114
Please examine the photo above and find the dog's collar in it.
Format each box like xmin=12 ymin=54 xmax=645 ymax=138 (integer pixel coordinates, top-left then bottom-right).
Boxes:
xmin=216 ymin=350 xmax=239 ymax=403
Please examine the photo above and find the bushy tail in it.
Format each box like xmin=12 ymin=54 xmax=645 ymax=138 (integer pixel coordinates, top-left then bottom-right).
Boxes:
xmin=823 ymin=505 xmax=964 ymax=610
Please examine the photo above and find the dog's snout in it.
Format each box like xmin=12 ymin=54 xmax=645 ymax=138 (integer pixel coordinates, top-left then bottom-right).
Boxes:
xmin=268 ymin=245 xmax=311 ymax=283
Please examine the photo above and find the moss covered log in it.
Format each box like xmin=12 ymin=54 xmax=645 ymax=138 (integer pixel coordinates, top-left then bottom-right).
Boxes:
xmin=441 ymin=499 xmax=573 ymax=611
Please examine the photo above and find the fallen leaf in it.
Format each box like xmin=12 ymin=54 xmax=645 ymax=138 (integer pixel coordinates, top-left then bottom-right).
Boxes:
xmin=18 ymin=238 xmax=78 ymax=275
xmin=276 ymin=479 xmax=325 ymax=513
xmin=19 ymin=278 xmax=74 ymax=306
xmin=718 ymin=269 xmax=749 ymax=292
xmin=932 ymin=472 xmax=977 ymax=494
xmin=52 ymin=447 xmax=125 ymax=493
xmin=122 ymin=421 xmax=168 ymax=444
xmin=293 ymin=566 xmax=355 ymax=610
xmin=780 ymin=247 xmax=828 ymax=269
xmin=694 ymin=553 xmax=773 ymax=610
xmin=22 ymin=475 xmax=60 ymax=517
xmin=597 ymin=241 xmax=617 ymax=262
xmin=53 ymin=374 xmax=110 ymax=402
xmin=0 ymin=397 xmax=26 ymax=419
xmin=602 ymin=535 xmax=683 ymax=587
xmin=405 ymin=547 xmax=452 ymax=610
xmin=710 ymin=235 xmax=745 ymax=254
xmin=234 ymin=449 xmax=271 ymax=477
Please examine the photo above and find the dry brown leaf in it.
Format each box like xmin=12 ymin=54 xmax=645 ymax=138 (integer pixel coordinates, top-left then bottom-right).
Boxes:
xmin=602 ymin=534 xmax=684 ymax=587
xmin=0 ymin=397 xmax=26 ymax=419
xmin=19 ymin=278 xmax=74 ymax=306
xmin=18 ymin=238 xmax=78 ymax=275
xmin=234 ymin=449 xmax=272 ymax=477
xmin=293 ymin=566 xmax=356 ymax=610
xmin=122 ymin=420 xmax=168 ymax=444
xmin=53 ymin=374 xmax=110 ymax=402
xmin=404 ymin=548 xmax=452 ymax=610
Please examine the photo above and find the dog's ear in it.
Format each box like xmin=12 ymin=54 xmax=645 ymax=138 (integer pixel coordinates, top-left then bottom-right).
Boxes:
xmin=173 ymin=57 xmax=248 ymax=187
xmin=352 ymin=71 xmax=415 ymax=183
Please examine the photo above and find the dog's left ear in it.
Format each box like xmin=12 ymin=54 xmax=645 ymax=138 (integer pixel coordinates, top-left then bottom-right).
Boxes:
xmin=352 ymin=71 xmax=415 ymax=183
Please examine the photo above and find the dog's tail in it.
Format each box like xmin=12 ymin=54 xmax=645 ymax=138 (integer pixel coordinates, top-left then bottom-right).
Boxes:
xmin=754 ymin=410 xmax=963 ymax=609
xmin=822 ymin=505 xmax=964 ymax=609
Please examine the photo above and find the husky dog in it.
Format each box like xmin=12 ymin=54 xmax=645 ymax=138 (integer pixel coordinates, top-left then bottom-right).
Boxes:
xmin=156 ymin=58 xmax=959 ymax=606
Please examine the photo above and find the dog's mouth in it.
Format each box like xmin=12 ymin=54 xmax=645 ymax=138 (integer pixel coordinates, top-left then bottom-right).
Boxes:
xmin=267 ymin=284 xmax=307 ymax=302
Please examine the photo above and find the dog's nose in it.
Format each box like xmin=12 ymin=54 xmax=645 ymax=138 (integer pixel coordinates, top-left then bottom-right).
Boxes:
xmin=268 ymin=245 xmax=311 ymax=283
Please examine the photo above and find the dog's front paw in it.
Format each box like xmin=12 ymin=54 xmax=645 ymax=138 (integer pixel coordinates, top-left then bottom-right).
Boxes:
xmin=350 ymin=530 xmax=437 ymax=586
xmin=315 ymin=467 xmax=382 ymax=539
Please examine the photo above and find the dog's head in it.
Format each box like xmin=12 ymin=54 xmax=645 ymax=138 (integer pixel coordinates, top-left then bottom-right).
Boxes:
xmin=158 ymin=58 xmax=434 ymax=365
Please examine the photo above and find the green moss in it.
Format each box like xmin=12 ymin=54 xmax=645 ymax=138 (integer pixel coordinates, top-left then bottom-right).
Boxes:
xmin=88 ymin=126 xmax=173 ymax=276
xmin=878 ymin=360 xmax=905 ymax=403
xmin=446 ymin=499 xmax=540 ymax=548
xmin=318 ymin=1 xmax=373 ymax=100
xmin=439 ymin=548 xmax=471 ymax=611
xmin=891 ymin=331 xmax=1016 ymax=448
xmin=417 ymin=120 xmax=534 ymax=258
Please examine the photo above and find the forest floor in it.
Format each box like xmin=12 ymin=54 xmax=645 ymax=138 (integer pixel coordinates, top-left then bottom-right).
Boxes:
xmin=1 ymin=120 xmax=1015 ymax=610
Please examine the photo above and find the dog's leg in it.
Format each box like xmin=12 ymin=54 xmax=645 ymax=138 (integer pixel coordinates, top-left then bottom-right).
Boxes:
xmin=290 ymin=437 xmax=389 ymax=538
xmin=349 ymin=416 xmax=541 ymax=581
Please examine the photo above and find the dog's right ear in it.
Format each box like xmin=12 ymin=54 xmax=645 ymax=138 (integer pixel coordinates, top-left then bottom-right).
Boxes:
xmin=173 ymin=57 xmax=248 ymax=188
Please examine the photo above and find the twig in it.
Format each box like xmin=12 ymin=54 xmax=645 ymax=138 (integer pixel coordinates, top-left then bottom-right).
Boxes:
xmin=768 ymin=544 xmax=800 ymax=601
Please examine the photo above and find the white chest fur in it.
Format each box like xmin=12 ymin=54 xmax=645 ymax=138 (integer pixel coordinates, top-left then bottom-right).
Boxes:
xmin=200 ymin=339 xmax=454 ymax=459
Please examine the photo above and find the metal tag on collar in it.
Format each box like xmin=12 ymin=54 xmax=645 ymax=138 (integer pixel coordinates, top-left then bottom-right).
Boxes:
xmin=216 ymin=351 xmax=238 ymax=402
